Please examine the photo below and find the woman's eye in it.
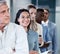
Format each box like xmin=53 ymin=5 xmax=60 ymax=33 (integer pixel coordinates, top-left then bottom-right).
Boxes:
xmin=27 ymin=16 xmax=30 ymax=18
xmin=30 ymin=12 xmax=33 ymax=14
xmin=34 ymin=13 xmax=36 ymax=15
xmin=22 ymin=16 xmax=25 ymax=18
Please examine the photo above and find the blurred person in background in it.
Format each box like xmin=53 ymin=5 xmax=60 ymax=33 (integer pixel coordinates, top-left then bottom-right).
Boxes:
xmin=36 ymin=8 xmax=44 ymax=47
xmin=27 ymin=5 xmax=43 ymax=48
xmin=41 ymin=8 xmax=57 ymax=54
xmin=36 ymin=8 xmax=51 ymax=54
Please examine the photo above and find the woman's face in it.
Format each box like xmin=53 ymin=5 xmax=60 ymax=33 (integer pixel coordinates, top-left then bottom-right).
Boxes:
xmin=18 ymin=11 xmax=30 ymax=27
xmin=29 ymin=8 xmax=37 ymax=21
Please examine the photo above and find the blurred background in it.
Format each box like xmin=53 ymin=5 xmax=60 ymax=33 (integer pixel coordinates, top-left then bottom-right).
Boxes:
xmin=6 ymin=0 xmax=60 ymax=54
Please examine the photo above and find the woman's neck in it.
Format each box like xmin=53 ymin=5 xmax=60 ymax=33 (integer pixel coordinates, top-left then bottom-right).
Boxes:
xmin=24 ymin=26 xmax=28 ymax=32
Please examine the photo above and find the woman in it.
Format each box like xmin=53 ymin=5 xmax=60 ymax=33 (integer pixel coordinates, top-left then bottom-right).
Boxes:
xmin=15 ymin=9 xmax=39 ymax=54
xmin=27 ymin=5 xmax=44 ymax=47
xmin=27 ymin=4 xmax=43 ymax=39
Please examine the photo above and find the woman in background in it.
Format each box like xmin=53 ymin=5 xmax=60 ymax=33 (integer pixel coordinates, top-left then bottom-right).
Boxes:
xmin=15 ymin=9 xmax=39 ymax=54
xmin=27 ymin=5 xmax=44 ymax=47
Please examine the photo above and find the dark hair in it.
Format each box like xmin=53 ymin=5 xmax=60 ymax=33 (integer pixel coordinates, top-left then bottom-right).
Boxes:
xmin=37 ymin=8 xmax=44 ymax=12
xmin=15 ymin=9 xmax=29 ymax=24
xmin=15 ymin=9 xmax=30 ymax=30
xmin=36 ymin=8 xmax=44 ymax=24
xmin=43 ymin=8 xmax=49 ymax=13
xmin=27 ymin=4 xmax=36 ymax=10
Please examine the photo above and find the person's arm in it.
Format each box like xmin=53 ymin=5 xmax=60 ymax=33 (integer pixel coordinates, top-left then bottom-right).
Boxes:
xmin=36 ymin=24 xmax=44 ymax=47
xmin=34 ymin=34 xmax=39 ymax=51
xmin=40 ymin=25 xmax=43 ymax=38
xmin=52 ymin=24 xmax=57 ymax=54
xmin=39 ymin=35 xmax=44 ymax=47
xmin=0 ymin=25 xmax=29 ymax=54
xmin=33 ymin=33 xmax=39 ymax=54
xmin=0 ymin=48 xmax=13 ymax=54
xmin=14 ymin=25 xmax=29 ymax=54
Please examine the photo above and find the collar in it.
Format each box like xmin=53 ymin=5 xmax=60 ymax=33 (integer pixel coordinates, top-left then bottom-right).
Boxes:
xmin=42 ymin=20 xmax=49 ymax=26
xmin=4 ymin=24 xmax=8 ymax=30
xmin=0 ymin=23 xmax=9 ymax=33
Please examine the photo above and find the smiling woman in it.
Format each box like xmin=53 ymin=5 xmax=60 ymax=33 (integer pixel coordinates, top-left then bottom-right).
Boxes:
xmin=15 ymin=9 xmax=39 ymax=54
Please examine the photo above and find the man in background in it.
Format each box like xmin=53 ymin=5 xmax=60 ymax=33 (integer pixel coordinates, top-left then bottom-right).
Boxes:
xmin=41 ymin=8 xmax=57 ymax=54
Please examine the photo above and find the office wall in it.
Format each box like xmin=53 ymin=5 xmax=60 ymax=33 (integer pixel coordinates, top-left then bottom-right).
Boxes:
xmin=31 ymin=0 xmax=56 ymax=23
xmin=11 ymin=0 xmax=31 ymax=22
xmin=56 ymin=0 xmax=60 ymax=54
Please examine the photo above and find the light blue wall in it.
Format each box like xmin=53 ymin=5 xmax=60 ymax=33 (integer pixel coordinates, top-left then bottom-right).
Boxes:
xmin=10 ymin=0 xmax=31 ymax=22
xmin=31 ymin=0 xmax=56 ymax=23
xmin=56 ymin=0 xmax=60 ymax=54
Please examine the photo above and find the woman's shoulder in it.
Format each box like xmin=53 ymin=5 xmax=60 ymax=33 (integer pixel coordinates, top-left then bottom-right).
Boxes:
xmin=36 ymin=22 xmax=42 ymax=28
xmin=28 ymin=29 xmax=38 ymax=37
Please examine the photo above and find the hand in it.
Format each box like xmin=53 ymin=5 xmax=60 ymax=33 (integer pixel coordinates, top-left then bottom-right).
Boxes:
xmin=29 ymin=50 xmax=38 ymax=54
xmin=40 ymin=42 xmax=50 ymax=48
xmin=38 ymin=37 xmax=44 ymax=45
